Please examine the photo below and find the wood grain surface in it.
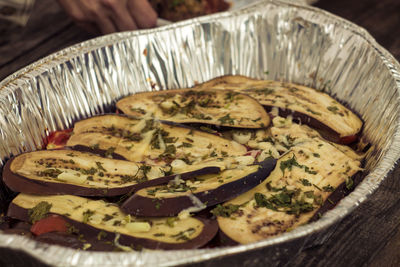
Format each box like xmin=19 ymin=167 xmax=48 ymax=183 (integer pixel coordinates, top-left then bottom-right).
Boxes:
xmin=0 ymin=0 xmax=400 ymax=266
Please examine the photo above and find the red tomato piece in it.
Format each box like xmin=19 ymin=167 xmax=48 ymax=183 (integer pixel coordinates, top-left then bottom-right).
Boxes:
xmin=30 ymin=215 xmax=68 ymax=236
xmin=340 ymin=135 xmax=358 ymax=145
xmin=245 ymin=150 xmax=261 ymax=159
xmin=46 ymin=129 xmax=73 ymax=149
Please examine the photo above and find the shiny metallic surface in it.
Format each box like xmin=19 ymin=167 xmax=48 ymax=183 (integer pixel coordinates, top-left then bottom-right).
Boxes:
xmin=0 ymin=0 xmax=399 ymax=266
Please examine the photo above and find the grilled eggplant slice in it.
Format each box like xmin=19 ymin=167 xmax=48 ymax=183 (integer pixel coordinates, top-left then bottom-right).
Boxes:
xmin=8 ymin=194 xmax=218 ymax=250
xmin=116 ymin=89 xmax=270 ymax=129
xmin=66 ymin=114 xmax=247 ymax=168
xmin=215 ymin=135 xmax=362 ymax=244
xmin=3 ymin=150 xmax=220 ymax=197
xmin=122 ymin=158 xmax=276 ymax=217
xmin=194 ymin=75 xmax=363 ymax=144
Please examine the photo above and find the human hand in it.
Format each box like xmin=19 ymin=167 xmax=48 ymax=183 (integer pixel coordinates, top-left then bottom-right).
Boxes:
xmin=57 ymin=0 xmax=157 ymax=34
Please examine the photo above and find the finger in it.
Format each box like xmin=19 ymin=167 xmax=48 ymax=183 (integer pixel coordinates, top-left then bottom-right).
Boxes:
xmin=127 ymin=0 xmax=158 ymax=29
xmin=102 ymin=0 xmax=138 ymax=31
xmin=57 ymin=0 xmax=86 ymax=22
xmin=94 ymin=14 xmax=118 ymax=35
xmin=75 ymin=21 xmax=100 ymax=35
xmin=57 ymin=0 xmax=113 ymax=34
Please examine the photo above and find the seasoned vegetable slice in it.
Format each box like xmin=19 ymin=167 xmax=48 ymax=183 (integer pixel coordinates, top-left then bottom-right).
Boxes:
xmin=215 ymin=132 xmax=362 ymax=244
xmin=122 ymin=158 xmax=277 ymax=217
xmin=116 ymin=89 xmax=270 ymax=128
xmin=8 ymin=194 xmax=218 ymax=250
xmin=194 ymin=75 xmax=363 ymax=144
xmin=3 ymin=150 xmax=220 ymax=196
xmin=66 ymin=114 xmax=247 ymax=168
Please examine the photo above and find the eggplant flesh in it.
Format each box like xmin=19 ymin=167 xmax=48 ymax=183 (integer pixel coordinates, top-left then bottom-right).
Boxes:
xmin=193 ymin=75 xmax=363 ymax=142
xmin=2 ymin=75 xmax=367 ymax=250
xmin=216 ymin=134 xmax=362 ymax=244
xmin=8 ymin=194 xmax=218 ymax=250
xmin=116 ymin=89 xmax=270 ymax=129
xmin=67 ymin=114 xmax=247 ymax=167
xmin=121 ymin=158 xmax=277 ymax=217
xmin=3 ymin=150 xmax=221 ymax=197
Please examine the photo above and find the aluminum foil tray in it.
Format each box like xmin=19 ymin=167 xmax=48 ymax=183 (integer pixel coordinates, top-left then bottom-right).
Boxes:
xmin=1 ymin=0 xmax=400 ymax=266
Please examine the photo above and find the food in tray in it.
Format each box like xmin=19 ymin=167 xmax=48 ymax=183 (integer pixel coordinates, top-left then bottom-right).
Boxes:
xmin=116 ymin=89 xmax=270 ymax=129
xmin=1 ymin=75 xmax=365 ymax=251
xmin=8 ymin=194 xmax=218 ymax=250
xmin=194 ymin=75 xmax=363 ymax=144
xmin=66 ymin=114 xmax=247 ymax=167
xmin=122 ymin=159 xmax=276 ymax=217
xmin=3 ymin=150 xmax=221 ymax=197
xmin=215 ymin=121 xmax=362 ymax=244
xmin=149 ymin=0 xmax=230 ymax=22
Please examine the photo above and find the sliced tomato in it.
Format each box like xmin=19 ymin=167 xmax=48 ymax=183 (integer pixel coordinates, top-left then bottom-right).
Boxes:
xmin=46 ymin=129 xmax=72 ymax=149
xmin=30 ymin=215 xmax=68 ymax=236
xmin=245 ymin=150 xmax=261 ymax=159
xmin=340 ymin=135 xmax=358 ymax=145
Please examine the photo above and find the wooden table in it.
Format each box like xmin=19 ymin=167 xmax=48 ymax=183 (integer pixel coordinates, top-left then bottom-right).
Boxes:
xmin=0 ymin=0 xmax=399 ymax=266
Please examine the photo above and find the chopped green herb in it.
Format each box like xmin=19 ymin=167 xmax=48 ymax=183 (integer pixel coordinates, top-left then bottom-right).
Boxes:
xmin=166 ymin=217 xmax=177 ymax=227
xmin=346 ymin=177 xmax=354 ymax=190
xmin=306 ymin=108 xmax=321 ymax=116
xmin=139 ymin=165 xmax=152 ymax=179
xmin=322 ymin=185 xmax=335 ymax=192
xmin=170 ymin=228 xmax=196 ymax=241
xmin=280 ymin=155 xmax=301 ymax=173
xmin=97 ymin=231 xmax=107 ymax=240
xmin=141 ymin=119 xmax=155 ymax=133
xmin=96 ymin=161 xmax=107 ymax=172
xmin=224 ymin=91 xmax=240 ymax=102
xmin=130 ymin=107 xmax=146 ymax=115
xmin=153 ymin=233 xmax=165 ymax=237
xmin=104 ymin=147 xmax=116 ymax=158
xmin=253 ymin=88 xmax=274 ymax=95
xmin=313 ymin=184 xmax=322 ymax=191
xmin=254 ymin=191 xmax=314 ymax=215
xmin=327 ymin=106 xmax=344 ymax=116
xmin=218 ymin=114 xmax=235 ymax=125
xmin=37 ymin=168 xmax=62 ymax=178
xmin=28 ymin=201 xmax=52 ymax=223
xmin=102 ymin=214 xmax=113 ymax=222
xmin=200 ymin=126 xmax=216 ymax=134
xmin=82 ymin=209 xmax=95 ymax=223
xmin=304 ymin=191 xmax=314 ymax=199
xmin=300 ymin=179 xmax=312 ymax=186
xmin=209 ymin=150 xmax=217 ymax=157
xmin=179 ymin=142 xmax=193 ymax=148
xmin=211 ymin=204 xmax=241 ymax=218
xmin=90 ymin=143 xmax=100 ymax=150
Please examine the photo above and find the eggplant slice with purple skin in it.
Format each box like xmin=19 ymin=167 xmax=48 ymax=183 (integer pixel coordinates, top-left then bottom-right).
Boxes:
xmin=3 ymin=150 xmax=220 ymax=197
xmin=193 ymin=75 xmax=363 ymax=144
xmin=214 ymin=135 xmax=362 ymax=245
xmin=66 ymin=114 xmax=247 ymax=169
xmin=121 ymin=158 xmax=277 ymax=217
xmin=8 ymin=193 xmax=218 ymax=250
xmin=116 ymin=89 xmax=270 ymax=129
